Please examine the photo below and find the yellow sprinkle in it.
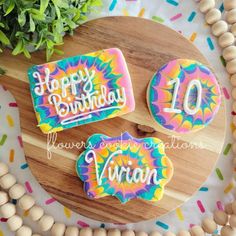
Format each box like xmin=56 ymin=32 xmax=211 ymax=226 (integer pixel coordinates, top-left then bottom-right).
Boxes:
xmin=190 ymin=32 xmax=197 ymax=42
xmin=224 ymin=182 xmax=234 ymax=194
xmin=64 ymin=207 xmax=72 ymax=218
xmin=122 ymin=8 xmax=129 ymax=16
xmin=0 ymin=229 xmax=4 ymax=236
xmin=138 ymin=8 xmax=145 ymax=17
xmin=23 ymin=210 xmax=29 ymax=217
xmin=176 ymin=208 xmax=184 ymax=221
xmin=231 ymin=122 xmax=236 ymax=132
xmin=9 ymin=149 xmax=14 ymax=163
xmin=6 ymin=115 xmax=14 ymax=127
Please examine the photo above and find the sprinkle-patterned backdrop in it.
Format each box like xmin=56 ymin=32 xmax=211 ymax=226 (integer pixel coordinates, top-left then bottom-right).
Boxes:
xmin=0 ymin=0 xmax=233 ymax=235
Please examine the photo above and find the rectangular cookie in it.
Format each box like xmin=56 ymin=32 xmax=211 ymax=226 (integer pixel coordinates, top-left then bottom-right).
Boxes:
xmin=28 ymin=48 xmax=135 ymax=133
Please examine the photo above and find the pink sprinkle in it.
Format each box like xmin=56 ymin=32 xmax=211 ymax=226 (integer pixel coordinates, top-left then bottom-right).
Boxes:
xmin=190 ymin=224 xmax=195 ymax=228
xmin=9 ymin=102 xmax=18 ymax=107
xmin=197 ymin=200 xmax=205 ymax=213
xmin=170 ymin=13 xmax=182 ymax=21
xmin=77 ymin=221 xmax=90 ymax=228
xmin=0 ymin=218 xmax=7 ymax=222
xmin=25 ymin=181 xmax=33 ymax=193
xmin=216 ymin=201 xmax=224 ymax=211
xmin=17 ymin=136 xmax=23 ymax=148
xmin=45 ymin=198 xmax=56 ymax=205
xmin=223 ymin=87 xmax=230 ymax=100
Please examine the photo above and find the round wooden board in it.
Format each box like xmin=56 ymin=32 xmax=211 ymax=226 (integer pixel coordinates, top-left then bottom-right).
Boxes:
xmin=0 ymin=17 xmax=226 ymax=224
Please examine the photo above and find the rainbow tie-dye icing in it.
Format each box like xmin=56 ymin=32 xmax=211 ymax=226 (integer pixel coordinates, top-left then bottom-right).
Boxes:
xmin=28 ymin=48 xmax=135 ymax=134
xmin=147 ymin=59 xmax=221 ymax=133
xmin=76 ymin=132 xmax=173 ymax=204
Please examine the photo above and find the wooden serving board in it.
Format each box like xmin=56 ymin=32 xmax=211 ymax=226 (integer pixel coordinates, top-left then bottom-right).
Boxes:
xmin=0 ymin=17 xmax=226 ymax=224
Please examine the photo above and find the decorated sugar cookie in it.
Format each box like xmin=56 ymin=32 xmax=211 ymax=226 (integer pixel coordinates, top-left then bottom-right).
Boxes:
xmin=76 ymin=132 xmax=173 ymax=203
xmin=28 ymin=48 xmax=135 ymax=134
xmin=147 ymin=59 xmax=221 ymax=133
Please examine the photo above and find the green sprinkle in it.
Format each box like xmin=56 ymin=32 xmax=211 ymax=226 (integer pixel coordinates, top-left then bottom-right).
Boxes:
xmin=152 ymin=16 xmax=165 ymax=23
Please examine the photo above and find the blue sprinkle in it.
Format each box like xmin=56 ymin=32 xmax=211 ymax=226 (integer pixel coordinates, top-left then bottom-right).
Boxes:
xmin=207 ymin=37 xmax=214 ymax=50
xmin=188 ymin=11 xmax=196 ymax=22
xmin=199 ymin=187 xmax=208 ymax=192
xmin=20 ymin=163 xmax=28 ymax=169
xmin=166 ymin=0 xmax=178 ymax=6
xmin=100 ymin=224 xmax=105 ymax=228
xmin=12 ymin=199 xmax=17 ymax=205
xmin=156 ymin=221 xmax=169 ymax=230
xmin=219 ymin=3 xmax=224 ymax=13
xmin=109 ymin=0 xmax=117 ymax=11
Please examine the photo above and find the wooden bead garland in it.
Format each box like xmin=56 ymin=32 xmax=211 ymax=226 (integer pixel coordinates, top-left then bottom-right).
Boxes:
xmin=177 ymin=230 xmax=191 ymax=236
xmin=122 ymin=230 xmax=135 ymax=236
xmin=38 ymin=215 xmax=54 ymax=232
xmin=223 ymin=46 xmax=236 ymax=61
xmin=231 ymin=23 xmax=236 ymax=36
xmin=212 ymin=20 xmax=228 ymax=36
xmin=7 ymin=215 xmax=23 ymax=232
xmin=0 ymin=173 xmax=16 ymax=189
xmin=218 ymin=32 xmax=235 ymax=48
xmin=51 ymin=222 xmax=66 ymax=236
xmin=0 ymin=162 xmax=8 ymax=177
xmin=0 ymin=202 xmax=16 ymax=218
xmin=225 ymin=203 xmax=234 ymax=215
xmin=227 ymin=59 xmax=236 ymax=74
xmin=205 ymin=9 xmax=221 ymax=24
xmin=65 ymin=226 xmax=79 ymax=236
xmin=0 ymin=191 xmax=8 ymax=206
xmin=201 ymin=218 xmax=217 ymax=234
xmin=9 ymin=184 xmax=26 ymax=200
xmin=224 ymin=0 xmax=236 ymax=11
xmin=18 ymin=194 xmax=35 ymax=211
xmin=232 ymin=201 xmax=236 ymax=214
xmin=80 ymin=227 xmax=93 ymax=236
xmin=94 ymin=228 xmax=107 ymax=236
xmin=226 ymin=9 xmax=236 ymax=24
xmin=108 ymin=229 xmax=122 ymax=236
xmin=164 ymin=232 xmax=176 ymax=236
xmin=221 ymin=225 xmax=236 ymax=236
xmin=28 ymin=205 xmax=44 ymax=222
xmin=199 ymin=0 xmax=215 ymax=13
xmin=16 ymin=225 xmax=32 ymax=236
xmin=190 ymin=225 xmax=205 ymax=236
xmin=136 ymin=232 xmax=148 ymax=236
xmin=229 ymin=215 xmax=236 ymax=228
xmin=214 ymin=210 xmax=228 ymax=226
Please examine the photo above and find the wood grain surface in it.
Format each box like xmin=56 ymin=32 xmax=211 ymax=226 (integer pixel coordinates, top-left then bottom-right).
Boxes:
xmin=0 ymin=16 xmax=226 ymax=223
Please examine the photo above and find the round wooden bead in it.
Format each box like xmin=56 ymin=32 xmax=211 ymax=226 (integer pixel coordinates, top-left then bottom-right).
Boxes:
xmin=226 ymin=9 xmax=236 ymax=24
xmin=32 ymin=234 xmax=42 ymax=236
xmin=177 ymin=230 xmax=191 ymax=236
xmin=221 ymin=225 xmax=236 ymax=236
xmin=231 ymin=74 xmax=236 ymax=86
xmin=164 ymin=232 xmax=176 ymax=236
xmin=108 ymin=229 xmax=121 ymax=236
xmin=136 ymin=232 xmax=148 ymax=236
xmin=233 ymin=116 xmax=236 ymax=126
xmin=230 ymin=215 xmax=236 ymax=228
xmin=28 ymin=205 xmax=44 ymax=221
xmin=9 ymin=184 xmax=25 ymax=200
xmin=38 ymin=215 xmax=54 ymax=232
xmin=231 ymin=23 xmax=236 ymax=36
xmin=16 ymin=225 xmax=32 ymax=236
xmin=233 ymin=130 xmax=236 ymax=139
xmin=224 ymin=0 xmax=236 ymax=11
xmin=122 ymin=230 xmax=135 ymax=236
xmin=149 ymin=231 xmax=162 ymax=236
xmin=225 ymin=203 xmax=234 ymax=215
xmin=223 ymin=46 xmax=236 ymax=61
xmin=0 ymin=162 xmax=8 ymax=177
xmin=213 ymin=210 xmax=228 ymax=226
xmin=199 ymin=0 xmax=215 ymax=13
xmin=18 ymin=194 xmax=35 ymax=211
xmin=0 ymin=191 xmax=8 ymax=206
xmin=218 ymin=32 xmax=235 ymax=48
xmin=94 ymin=228 xmax=107 ymax=236
xmin=190 ymin=225 xmax=205 ymax=236
xmin=212 ymin=20 xmax=228 ymax=36
xmin=205 ymin=9 xmax=221 ymax=24
xmin=65 ymin=226 xmax=79 ymax=236
xmin=227 ymin=59 xmax=236 ymax=74
xmin=51 ymin=222 xmax=66 ymax=236
xmin=7 ymin=215 xmax=23 ymax=232
xmin=80 ymin=228 xmax=93 ymax=236
xmin=0 ymin=203 xmax=16 ymax=218
xmin=202 ymin=218 xmax=217 ymax=233
xmin=0 ymin=173 xmax=16 ymax=189
xmin=232 ymin=88 xmax=236 ymax=100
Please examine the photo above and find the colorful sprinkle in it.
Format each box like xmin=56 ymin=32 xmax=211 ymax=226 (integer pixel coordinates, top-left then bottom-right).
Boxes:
xmin=109 ymin=0 xmax=117 ymax=11
xmin=176 ymin=208 xmax=184 ymax=221
xmin=45 ymin=198 xmax=56 ymax=205
xmin=9 ymin=149 xmax=14 ymax=163
xmin=170 ymin=13 xmax=182 ymax=21
xmin=6 ymin=115 xmax=14 ymax=127
xmin=188 ymin=11 xmax=196 ymax=22
xmin=223 ymin=143 xmax=232 ymax=155
xmin=17 ymin=136 xmax=23 ymax=148
xmin=190 ymin=32 xmax=197 ymax=42
xmin=197 ymin=200 xmax=205 ymax=213
xmin=219 ymin=3 xmax=224 ymax=13
xmin=223 ymin=87 xmax=230 ymax=100
xmin=166 ymin=0 xmax=179 ymax=6
xmin=152 ymin=16 xmax=165 ymax=23
xmin=156 ymin=221 xmax=169 ymax=230
xmin=220 ymin=56 xmax=226 ymax=67
xmin=25 ymin=181 xmax=33 ymax=193
xmin=199 ymin=187 xmax=209 ymax=192
xmin=216 ymin=168 xmax=224 ymax=181
xmin=216 ymin=201 xmax=224 ymax=211
xmin=207 ymin=37 xmax=215 ymax=50
xmin=9 ymin=102 xmax=17 ymax=107
xmin=77 ymin=221 xmax=90 ymax=228
xmin=224 ymin=182 xmax=234 ymax=194
xmin=20 ymin=163 xmax=28 ymax=169
xmin=64 ymin=207 xmax=72 ymax=218
xmin=0 ymin=135 xmax=7 ymax=146
xmin=138 ymin=8 xmax=145 ymax=17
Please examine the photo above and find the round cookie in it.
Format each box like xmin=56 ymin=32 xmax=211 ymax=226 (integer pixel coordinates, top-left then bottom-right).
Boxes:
xmin=147 ymin=59 xmax=221 ymax=133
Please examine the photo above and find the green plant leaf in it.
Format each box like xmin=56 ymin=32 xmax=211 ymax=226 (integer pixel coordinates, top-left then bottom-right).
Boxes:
xmin=18 ymin=12 xmax=26 ymax=27
xmin=0 ymin=67 xmax=5 ymax=75
xmin=12 ymin=40 xmax=23 ymax=55
xmin=0 ymin=30 xmax=10 ymax=45
xmin=4 ymin=1 xmax=15 ymax=16
xmin=29 ymin=14 xmax=35 ymax=32
xmin=40 ymin=0 xmax=49 ymax=13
